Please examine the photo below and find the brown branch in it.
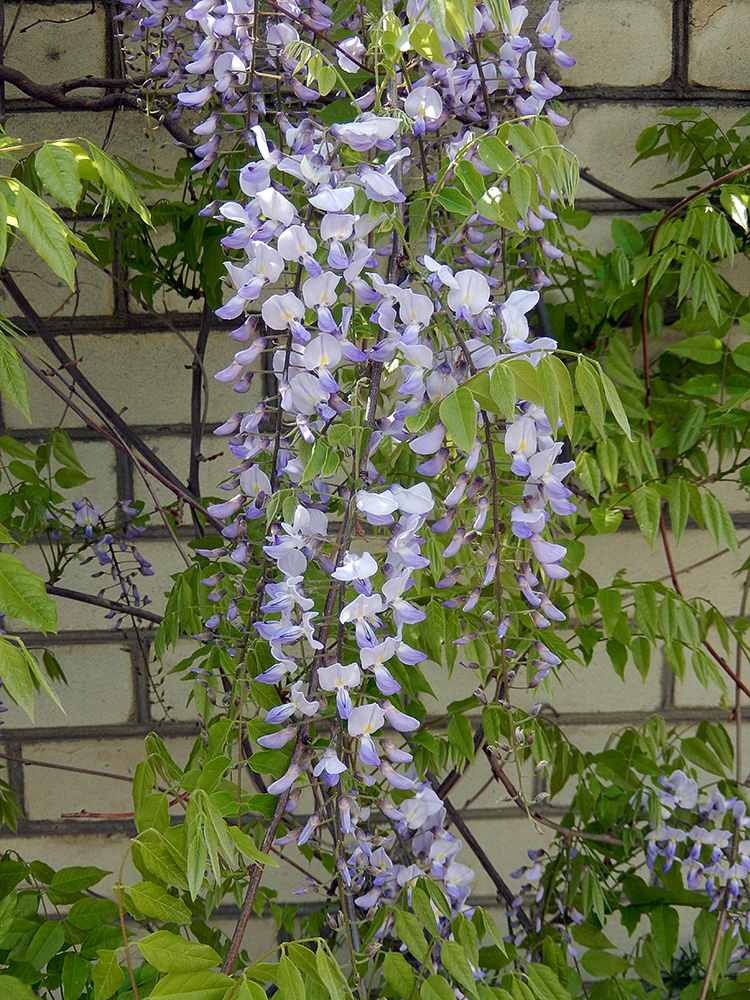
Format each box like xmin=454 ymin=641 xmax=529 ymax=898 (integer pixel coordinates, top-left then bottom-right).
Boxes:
xmin=425 ymin=769 xmax=532 ymax=928
xmin=0 ymin=751 xmax=137 ymax=782
xmin=483 ymin=748 xmax=624 ymax=846
xmin=579 ymin=168 xmax=667 ymax=211
xmin=14 ymin=345 xmax=221 ymax=532
xmin=0 ymin=65 xmax=194 ymax=147
xmin=2 ymin=270 xmax=203 ymax=506
xmin=188 ymin=301 xmax=212 ymax=510
xmin=45 ymin=585 xmax=164 ymax=625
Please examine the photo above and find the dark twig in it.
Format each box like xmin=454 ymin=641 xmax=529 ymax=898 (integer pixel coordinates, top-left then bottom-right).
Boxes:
xmin=1 ymin=269 xmax=195 ymax=500
xmin=14 ymin=346 xmax=222 ymax=531
xmin=579 ymin=168 xmax=668 ymax=211
xmin=188 ymin=300 xmax=212 ymax=510
xmin=45 ymin=585 xmax=164 ymax=625
xmin=425 ymin=769 xmax=531 ymax=928
xmin=0 ymin=65 xmax=194 ymax=147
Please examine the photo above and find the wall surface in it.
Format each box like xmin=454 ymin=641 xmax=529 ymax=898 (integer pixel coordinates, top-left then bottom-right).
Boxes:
xmin=0 ymin=0 xmax=747 ymax=955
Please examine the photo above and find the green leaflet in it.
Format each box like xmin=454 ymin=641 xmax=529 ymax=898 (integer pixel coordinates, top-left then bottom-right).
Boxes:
xmin=92 ymin=950 xmax=125 ymax=1000
xmin=35 ymin=143 xmax=82 ymax=210
xmin=13 ymin=183 xmax=77 ymax=289
xmin=439 ymin=386 xmax=478 ymax=453
xmin=137 ymin=930 xmax=221 ymax=973
xmin=0 ymin=334 xmax=30 ymax=422
xmin=85 ymin=142 xmax=152 ymax=225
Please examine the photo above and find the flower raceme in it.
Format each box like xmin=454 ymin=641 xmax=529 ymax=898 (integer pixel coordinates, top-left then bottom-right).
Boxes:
xmin=121 ymin=0 xmax=579 ymax=933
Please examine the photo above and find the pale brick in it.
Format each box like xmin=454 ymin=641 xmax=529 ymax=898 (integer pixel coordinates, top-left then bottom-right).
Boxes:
xmin=563 ymin=105 xmax=703 ymax=202
xmin=690 ymin=0 xmax=750 ymax=88
xmin=3 ymin=4 xmax=107 ymax=98
xmin=4 ymin=330 xmax=256 ymax=431
xmin=2 ymin=642 xmax=134 ymax=729
xmin=548 ymin=634 xmax=664 ymax=716
xmin=21 ymin=737 xmax=145 ymax=821
xmin=557 ymin=0 xmax=672 ymax=88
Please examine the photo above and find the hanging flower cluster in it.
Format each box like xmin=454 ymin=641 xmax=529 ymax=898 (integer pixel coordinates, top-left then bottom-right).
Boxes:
xmin=120 ymin=0 xmax=580 ymax=934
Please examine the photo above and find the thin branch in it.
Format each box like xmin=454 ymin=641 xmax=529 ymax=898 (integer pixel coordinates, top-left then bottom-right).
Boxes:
xmin=188 ymin=301 xmax=212 ymax=507
xmin=14 ymin=344 xmax=222 ymax=531
xmin=0 ymin=65 xmax=194 ymax=147
xmin=45 ymin=584 xmax=164 ymax=624
xmin=425 ymin=769 xmax=532 ymax=929
xmin=579 ymin=168 xmax=668 ymax=211
xmin=0 ymin=751 xmax=137 ymax=783
xmin=483 ymin=748 xmax=624 ymax=846
xmin=3 ymin=270 xmax=206 ymax=509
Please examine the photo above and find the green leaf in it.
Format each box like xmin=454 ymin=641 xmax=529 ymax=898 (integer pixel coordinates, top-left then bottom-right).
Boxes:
xmin=669 ymin=478 xmax=690 ymax=545
xmin=478 ymin=136 xmax=517 ymax=174
xmin=0 ymin=191 xmax=8 ymax=265
xmin=14 ymin=183 xmax=77 ymax=289
xmin=227 ymin=824 xmax=276 ymax=866
xmin=395 ymin=909 xmax=429 ymax=964
xmin=92 ymin=950 xmax=124 ymax=1000
xmin=633 ymin=939 xmax=663 ymax=990
xmin=410 ymin=22 xmax=447 ymax=63
xmin=536 ymin=353 xmax=560 ymax=432
xmin=149 ymin=970 xmax=236 ymax=1000
xmin=631 ymin=635 xmax=651 ymax=681
xmin=575 ymin=360 xmax=605 ymax=435
xmin=525 ymin=964 xmax=573 ymax=1000
xmin=315 ymin=945 xmax=345 ymax=1000
xmin=35 ymin=143 xmax=82 ymax=209
xmin=0 ymin=552 xmax=57 ymax=632
xmin=0 ymin=978 xmax=40 ymax=1000
xmin=0 ymin=334 xmax=29 ymax=422
xmin=440 ymin=940 xmax=478 ymax=997
xmin=436 ymin=187 xmax=474 ymax=216
xmin=128 ymin=881 xmax=191 ymax=923
xmin=631 ymin=484 xmax=661 ymax=547
xmin=649 ymin=906 xmax=679 ymax=967
xmin=589 ymin=504 xmax=622 ymax=534
xmin=439 ymin=386 xmax=478 ymax=453
xmin=695 ymin=910 xmax=733 ymax=988
xmin=0 ymin=640 xmax=35 ymax=719
xmin=611 ymin=218 xmax=644 ymax=256
xmin=383 ymin=952 xmax=415 ymax=999
xmin=278 ymin=953 xmax=306 ymax=1000
xmin=137 ymin=930 xmax=220 ymax=973
xmin=86 ymin=143 xmax=152 ymax=225
xmin=61 ymin=952 xmax=90 ymax=1000
xmin=489 ymin=363 xmax=516 ymax=416
xmin=580 ymin=950 xmax=628 ymax=978
xmin=26 ymin=919 xmax=65 ymax=969
xmin=50 ymin=866 xmax=109 ymax=894
xmin=422 ymin=974 xmax=457 ymax=1000
xmin=598 ymin=589 xmax=622 ymax=639
xmin=667 ymin=335 xmax=723 ymax=365
xmin=599 ymin=369 xmax=632 ymax=439
xmin=447 ymin=715 xmax=474 ymax=763
xmin=454 ymin=161 xmax=485 ymax=202
xmin=0 ymin=552 xmax=57 ymax=634
xmin=681 ymin=736 xmax=725 ymax=776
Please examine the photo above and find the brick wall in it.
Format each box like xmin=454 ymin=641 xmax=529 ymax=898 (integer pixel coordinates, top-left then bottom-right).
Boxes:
xmin=0 ymin=0 xmax=747 ymax=953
